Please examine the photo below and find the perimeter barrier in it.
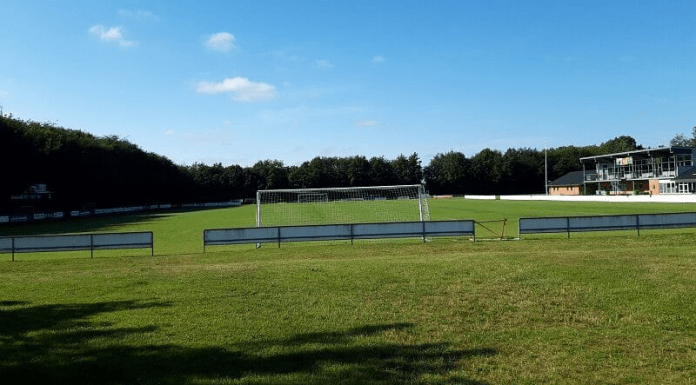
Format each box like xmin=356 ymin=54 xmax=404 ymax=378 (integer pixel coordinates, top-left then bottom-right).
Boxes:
xmin=203 ymin=220 xmax=475 ymax=250
xmin=519 ymin=212 xmax=696 ymax=238
xmin=0 ymin=231 xmax=154 ymax=261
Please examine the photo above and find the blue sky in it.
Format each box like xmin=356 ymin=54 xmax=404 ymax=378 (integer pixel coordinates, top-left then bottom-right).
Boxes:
xmin=1 ymin=0 xmax=694 ymax=167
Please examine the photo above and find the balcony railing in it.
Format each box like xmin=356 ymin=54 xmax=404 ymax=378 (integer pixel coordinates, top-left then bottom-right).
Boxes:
xmin=585 ymin=171 xmax=675 ymax=182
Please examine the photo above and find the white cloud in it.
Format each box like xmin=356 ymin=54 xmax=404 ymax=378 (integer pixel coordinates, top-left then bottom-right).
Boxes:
xmin=196 ymin=77 xmax=277 ymax=102
xmin=372 ymin=55 xmax=386 ymax=64
xmin=205 ymin=32 xmax=235 ymax=52
xmin=89 ymin=25 xmax=137 ymax=47
xmin=315 ymin=59 xmax=334 ymax=69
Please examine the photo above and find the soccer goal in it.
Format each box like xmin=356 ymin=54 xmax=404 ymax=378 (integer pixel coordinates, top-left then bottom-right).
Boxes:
xmin=256 ymin=184 xmax=430 ymax=227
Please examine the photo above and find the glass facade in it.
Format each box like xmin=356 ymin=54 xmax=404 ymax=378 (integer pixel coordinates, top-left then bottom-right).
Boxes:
xmin=659 ymin=182 xmax=696 ymax=194
xmin=582 ymin=148 xmax=696 ymax=195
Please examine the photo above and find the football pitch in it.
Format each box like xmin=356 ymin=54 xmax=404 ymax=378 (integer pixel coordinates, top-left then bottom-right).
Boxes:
xmin=1 ymin=198 xmax=696 ymax=384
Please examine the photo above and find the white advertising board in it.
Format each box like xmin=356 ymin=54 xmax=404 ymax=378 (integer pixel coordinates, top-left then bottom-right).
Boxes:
xmin=569 ymin=215 xmax=637 ymax=231
xmin=424 ymin=220 xmax=475 ymax=236
xmin=638 ymin=212 xmax=696 ymax=228
xmin=205 ymin=227 xmax=279 ymax=245
xmin=13 ymin=234 xmax=92 ymax=252
xmin=520 ymin=212 xmax=696 ymax=236
xmin=352 ymin=222 xmax=423 ymax=239
xmin=280 ymin=224 xmax=352 ymax=242
xmin=0 ymin=237 xmax=13 ymax=252
xmin=204 ymin=220 xmax=476 ymax=248
xmin=519 ymin=217 xmax=569 ymax=234
xmin=92 ymin=232 xmax=153 ymax=249
xmin=1 ymin=231 xmax=154 ymax=260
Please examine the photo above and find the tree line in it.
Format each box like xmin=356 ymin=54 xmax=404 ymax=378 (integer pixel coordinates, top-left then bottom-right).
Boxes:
xmin=189 ymin=153 xmax=423 ymax=201
xmin=670 ymin=127 xmax=696 ymax=147
xmin=1 ymin=116 xmax=193 ymax=212
xmin=0 ymin=114 xmax=654 ymax=213
xmin=425 ymin=136 xmax=640 ymax=195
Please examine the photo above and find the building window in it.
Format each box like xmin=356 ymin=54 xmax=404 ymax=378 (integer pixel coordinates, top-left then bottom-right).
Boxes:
xmin=660 ymin=182 xmax=676 ymax=194
xmin=677 ymin=154 xmax=693 ymax=167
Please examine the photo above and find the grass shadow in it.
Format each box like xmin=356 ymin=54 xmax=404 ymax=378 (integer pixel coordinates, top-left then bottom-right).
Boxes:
xmin=0 ymin=300 xmax=29 ymax=307
xmin=0 ymin=300 xmax=170 ymax=336
xmin=0 ymin=212 xmax=176 ymax=236
xmin=0 ymin=301 xmax=496 ymax=384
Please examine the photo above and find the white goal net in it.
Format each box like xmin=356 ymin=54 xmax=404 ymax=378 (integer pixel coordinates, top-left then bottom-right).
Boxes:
xmin=256 ymin=184 xmax=430 ymax=227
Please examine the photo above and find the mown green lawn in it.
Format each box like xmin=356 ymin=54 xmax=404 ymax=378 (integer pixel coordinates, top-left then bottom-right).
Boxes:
xmin=3 ymin=198 xmax=695 ymax=254
xmin=1 ymin=199 xmax=696 ymax=384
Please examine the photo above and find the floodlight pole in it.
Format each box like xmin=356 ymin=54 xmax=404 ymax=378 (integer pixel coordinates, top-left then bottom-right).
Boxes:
xmin=544 ymin=139 xmax=548 ymax=195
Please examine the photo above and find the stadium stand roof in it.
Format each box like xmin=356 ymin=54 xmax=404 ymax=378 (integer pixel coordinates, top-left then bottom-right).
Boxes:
xmin=548 ymin=171 xmax=584 ymax=187
xmin=673 ymin=165 xmax=696 ymax=183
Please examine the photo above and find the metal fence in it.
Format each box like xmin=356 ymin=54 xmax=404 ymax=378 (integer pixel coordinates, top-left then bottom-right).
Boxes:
xmin=519 ymin=212 xmax=696 ymax=238
xmin=203 ymin=220 xmax=475 ymax=250
xmin=0 ymin=231 xmax=154 ymax=261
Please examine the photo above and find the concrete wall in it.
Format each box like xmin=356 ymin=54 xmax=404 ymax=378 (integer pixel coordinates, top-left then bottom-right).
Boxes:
xmin=649 ymin=179 xmax=660 ymax=195
xmin=464 ymin=194 xmax=696 ymax=203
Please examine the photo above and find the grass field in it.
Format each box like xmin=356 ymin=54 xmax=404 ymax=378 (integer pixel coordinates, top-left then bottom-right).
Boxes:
xmin=2 ymin=198 xmax=696 ymax=384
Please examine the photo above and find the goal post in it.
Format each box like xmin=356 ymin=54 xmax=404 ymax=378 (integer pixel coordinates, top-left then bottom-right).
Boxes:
xmin=256 ymin=184 xmax=430 ymax=227
xmin=297 ymin=192 xmax=328 ymax=203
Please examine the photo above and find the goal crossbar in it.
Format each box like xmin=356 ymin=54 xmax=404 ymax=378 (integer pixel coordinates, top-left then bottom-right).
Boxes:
xmin=256 ymin=184 xmax=424 ymax=194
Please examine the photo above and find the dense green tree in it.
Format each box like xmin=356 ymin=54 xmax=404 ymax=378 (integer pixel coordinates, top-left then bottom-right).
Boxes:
xmin=220 ymin=165 xmax=252 ymax=198
xmin=423 ymin=151 xmax=470 ymax=194
xmin=346 ymin=156 xmax=371 ymax=186
xmin=599 ymin=135 xmax=641 ymax=154
xmin=298 ymin=157 xmax=335 ymax=187
xmin=670 ymin=133 xmax=690 ymax=146
xmin=469 ymin=148 xmax=503 ymax=194
xmin=368 ymin=156 xmax=395 ymax=186
xmin=546 ymin=146 xmax=585 ymax=182
xmin=1 ymin=116 xmax=198 ymax=211
xmin=391 ymin=153 xmax=422 ymax=185
xmin=500 ymin=148 xmax=544 ymax=194
xmin=670 ymin=128 xmax=696 ymax=147
xmin=252 ymin=160 xmax=289 ymax=190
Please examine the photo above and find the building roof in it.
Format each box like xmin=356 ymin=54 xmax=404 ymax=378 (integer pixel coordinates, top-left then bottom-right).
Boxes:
xmin=549 ymin=170 xmax=584 ymax=187
xmin=579 ymin=146 xmax=695 ymax=162
xmin=673 ymin=165 xmax=696 ymax=182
